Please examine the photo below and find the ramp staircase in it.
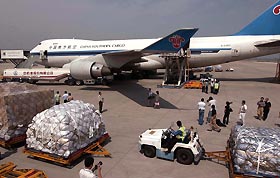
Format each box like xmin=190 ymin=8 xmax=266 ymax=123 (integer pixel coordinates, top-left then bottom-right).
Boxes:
xmin=158 ymin=48 xmax=191 ymax=88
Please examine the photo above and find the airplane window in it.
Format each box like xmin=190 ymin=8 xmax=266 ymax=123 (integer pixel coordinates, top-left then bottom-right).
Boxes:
xmin=73 ymin=45 xmax=77 ymax=49
xmin=68 ymin=45 xmax=71 ymax=49
xmin=53 ymin=46 xmax=57 ymax=49
xmin=63 ymin=46 xmax=67 ymax=49
xmin=58 ymin=46 xmax=61 ymax=49
xmin=49 ymin=46 xmax=52 ymax=49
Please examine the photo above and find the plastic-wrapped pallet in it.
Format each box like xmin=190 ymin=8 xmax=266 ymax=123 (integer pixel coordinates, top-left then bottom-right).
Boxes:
xmin=0 ymin=83 xmax=54 ymax=141
xmin=229 ymin=126 xmax=280 ymax=177
xmin=26 ymin=100 xmax=106 ymax=158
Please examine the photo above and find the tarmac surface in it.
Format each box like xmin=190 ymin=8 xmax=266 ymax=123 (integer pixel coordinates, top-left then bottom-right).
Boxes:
xmin=0 ymin=60 xmax=280 ymax=178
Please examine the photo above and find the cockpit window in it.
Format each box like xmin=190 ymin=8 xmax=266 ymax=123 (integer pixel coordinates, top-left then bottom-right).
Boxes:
xmin=38 ymin=43 xmax=42 ymax=45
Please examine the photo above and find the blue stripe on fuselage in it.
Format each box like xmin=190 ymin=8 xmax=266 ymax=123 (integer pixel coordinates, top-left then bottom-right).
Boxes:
xmin=30 ymin=48 xmax=231 ymax=57
xmin=30 ymin=50 xmax=121 ymax=56
xmin=191 ymin=48 xmax=231 ymax=54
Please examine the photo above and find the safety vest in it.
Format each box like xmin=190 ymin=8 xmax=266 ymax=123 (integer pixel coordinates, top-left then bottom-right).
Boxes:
xmin=214 ymin=83 xmax=219 ymax=89
xmin=177 ymin=126 xmax=186 ymax=141
xmin=54 ymin=94 xmax=60 ymax=102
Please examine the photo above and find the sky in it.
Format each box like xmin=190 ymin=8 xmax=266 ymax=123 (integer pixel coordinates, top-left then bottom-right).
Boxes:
xmin=0 ymin=0 xmax=277 ymax=50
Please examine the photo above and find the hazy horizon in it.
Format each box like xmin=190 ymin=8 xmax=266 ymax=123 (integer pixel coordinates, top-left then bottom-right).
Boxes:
xmin=0 ymin=0 xmax=277 ymax=50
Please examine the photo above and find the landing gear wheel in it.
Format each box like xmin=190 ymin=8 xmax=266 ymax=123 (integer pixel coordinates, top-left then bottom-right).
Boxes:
xmin=75 ymin=80 xmax=84 ymax=86
xmin=143 ymin=145 xmax=156 ymax=158
xmin=67 ymin=80 xmax=75 ymax=86
xmin=176 ymin=149 xmax=194 ymax=165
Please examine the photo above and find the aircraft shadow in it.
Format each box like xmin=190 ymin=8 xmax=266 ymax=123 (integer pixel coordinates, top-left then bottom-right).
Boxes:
xmin=100 ymin=80 xmax=178 ymax=109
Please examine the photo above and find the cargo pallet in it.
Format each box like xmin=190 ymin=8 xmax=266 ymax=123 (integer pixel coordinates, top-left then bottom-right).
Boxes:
xmin=0 ymin=162 xmax=47 ymax=178
xmin=23 ymin=133 xmax=111 ymax=167
xmin=204 ymin=141 xmax=274 ymax=178
xmin=0 ymin=134 xmax=26 ymax=149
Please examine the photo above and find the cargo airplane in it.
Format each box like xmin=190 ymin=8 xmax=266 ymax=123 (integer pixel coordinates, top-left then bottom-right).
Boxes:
xmin=30 ymin=1 xmax=280 ymax=80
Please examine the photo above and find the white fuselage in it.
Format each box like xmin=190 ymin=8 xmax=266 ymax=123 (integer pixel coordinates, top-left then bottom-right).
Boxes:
xmin=30 ymin=35 xmax=280 ymax=70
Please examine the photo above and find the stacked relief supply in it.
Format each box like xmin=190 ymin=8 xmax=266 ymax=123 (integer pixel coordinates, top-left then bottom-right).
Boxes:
xmin=229 ymin=126 xmax=280 ymax=177
xmin=26 ymin=100 xmax=106 ymax=158
xmin=0 ymin=83 xmax=54 ymax=141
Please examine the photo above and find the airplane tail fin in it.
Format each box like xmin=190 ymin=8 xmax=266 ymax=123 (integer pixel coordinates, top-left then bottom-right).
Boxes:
xmin=235 ymin=1 xmax=280 ymax=35
xmin=142 ymin=28 xmax=198 ymax=53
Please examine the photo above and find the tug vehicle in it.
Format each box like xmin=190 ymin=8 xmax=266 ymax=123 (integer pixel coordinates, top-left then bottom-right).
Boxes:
xmin=139 ymin=127 xmax=204 ymax=165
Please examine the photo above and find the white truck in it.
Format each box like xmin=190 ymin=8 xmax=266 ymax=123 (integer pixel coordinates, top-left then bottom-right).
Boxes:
xmin=139 ymin=127 xmax=204 ymax=165
xmin=2 ymin=68 xmax=113 ymax=85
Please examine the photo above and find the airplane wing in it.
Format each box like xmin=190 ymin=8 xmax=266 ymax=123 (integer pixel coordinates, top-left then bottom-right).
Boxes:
xmin=69 ymin=28 xmax=198 ymax=80
xmin=99 ymin=28 xmax=198 ymax=68
xmin=101 ymin=50 xmax=142 ymax=69
xmin=254 ymin=39 xmax=280 ymax=47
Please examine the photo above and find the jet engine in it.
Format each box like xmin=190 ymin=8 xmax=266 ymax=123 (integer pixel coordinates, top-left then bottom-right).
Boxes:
xmin=70 ymin=61 xmax=111 ymax=80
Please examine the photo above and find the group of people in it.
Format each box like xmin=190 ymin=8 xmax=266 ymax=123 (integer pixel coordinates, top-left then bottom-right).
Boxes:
xmin=201 ymin=78 xmax=220 ymax=95
xmin=147 ymin=88 xmax=160 ymax=109
xmin=54 ymin=90 xmax=74 ymax=105
xmin=197 ymin=95 xmax=273 ymax=130
xmin=54 ymin=90 xmax=105 ymax=113
xmin=197 ymin=96 xmax=249 ymax=132
xmin=256 ymin=97 xmax=271 ymax=121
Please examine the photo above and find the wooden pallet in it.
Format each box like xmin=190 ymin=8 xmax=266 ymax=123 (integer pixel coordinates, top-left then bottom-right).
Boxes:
xmin=0 ymin=162 xmax=47 ymax=178
xmin=23 ymin=133 xmax=111 ymax=166
xmin=0 ymin=134 xmax=26 ymax=149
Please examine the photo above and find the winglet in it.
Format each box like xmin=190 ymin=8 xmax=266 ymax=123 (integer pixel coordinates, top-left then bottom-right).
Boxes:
xmin=142 ymin=28 xmax=198 ymax=53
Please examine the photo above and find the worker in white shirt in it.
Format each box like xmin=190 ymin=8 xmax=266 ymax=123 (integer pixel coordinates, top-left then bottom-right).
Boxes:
xmin=197 ymin=98 xmax=206 ymax=125
xmin=239 ymin=100 xmax=247 ymax=126
xmin=79 ymin=156 xmax=102 ymax=178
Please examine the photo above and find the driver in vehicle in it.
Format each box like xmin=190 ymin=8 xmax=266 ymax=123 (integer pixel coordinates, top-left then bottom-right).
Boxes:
xmin=165 ymin=120 xmax=186 ymax=152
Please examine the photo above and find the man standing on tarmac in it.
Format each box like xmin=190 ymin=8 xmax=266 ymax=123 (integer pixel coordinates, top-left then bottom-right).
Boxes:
xmin=98 ymin=92 xmax=104 ymax=113
xmin=197 ymin=98 xmax=206 ymax=125
xmin=62 ymin=91 xmax=68 ymax=103
xmin=79 ymin=156 xmax=102 ymax=178
xmin=263 ymin=98 xmax=271 ymax=121
xmin=257 ymin=97 xmax=265 ymax=119
xmin=207 ymin=96 xmax=216 ymax=124
xmin=239 ymin=100 xmax=247 ymax=126
xmin=54 ymin=91 xmax=61 ymax=105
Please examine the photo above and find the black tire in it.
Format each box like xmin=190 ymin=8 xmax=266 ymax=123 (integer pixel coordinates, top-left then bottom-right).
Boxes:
xmin=75 ymin=80 xmax=84 ymax=86
xmin=176 ymin=148 xmax=194 ymax=165
xmin=28 ymin=80 xmax=38 ymax=84
xmin=143 ymin=145 xmax=156 ymax=158
xmin=68 ymin=80 xmax=75 ymax=86
xmin=101 ymin=79 xmax=108 ymax=85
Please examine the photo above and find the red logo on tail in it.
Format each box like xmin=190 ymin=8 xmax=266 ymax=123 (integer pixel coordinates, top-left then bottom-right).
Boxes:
xmin=273 ymin=5 xmax=280 ymax=15
xmin=169 ymin=35 xmax=185 ymax=49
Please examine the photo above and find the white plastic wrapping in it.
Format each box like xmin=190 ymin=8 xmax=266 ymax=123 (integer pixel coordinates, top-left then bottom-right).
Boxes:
xmin=26 ymin=100 xmax=106 ymax=158
xmin=229 ymin=126 xmax=280 ymax=177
